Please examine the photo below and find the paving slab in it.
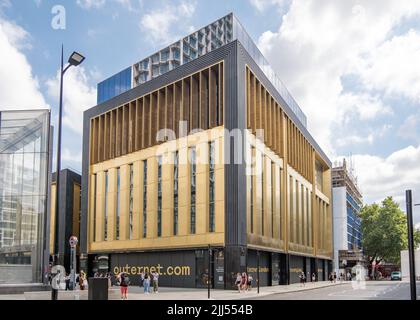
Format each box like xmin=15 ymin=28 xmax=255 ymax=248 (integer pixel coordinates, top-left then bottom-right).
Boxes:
xmin=0 ymin=281 xmax=346 ymax=300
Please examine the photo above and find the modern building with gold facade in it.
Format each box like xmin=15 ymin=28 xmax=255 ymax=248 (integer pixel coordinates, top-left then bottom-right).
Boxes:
xmin=81 ymin=13 xmax=333 ymax=288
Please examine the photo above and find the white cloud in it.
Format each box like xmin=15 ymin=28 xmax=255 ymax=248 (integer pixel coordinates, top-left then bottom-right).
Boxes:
xmin=337 ymin=93 xmax=392 ymax=122
xmin=76 ymin=0 xmax=106 ymax=10
xmin=0 ymin=18 xmax=47 ymax=110
xmin=139 ymin=0 xmax=196 ymax=45
xmin=255 ymin=1 xmax=420 ymax=157
xmin=398 ymin=113 xmax=420 ymax=142
xmin=357 ymin=30 xmax=420 ymax=103
xmin=178 ymin=0 xmax=195 ymax=16
xmin=342 ymin=145 xmax=420 ymax=206
xmin=249 ymin=0 xmax=285 ymax=12
xmin=62 ymin=148 xmax=82 ymax=164
xmin=335 ymin=134 xmax=374 ymax=148
xmin=76 ymin=0 xmax=144 ymax=12
xmin=253 ymin=1 xmax=420 ymax=225
xmin=0 ymin=0 xmax=11 ymax=9
xmin=46 ymin=67 xmax=96 ymax=134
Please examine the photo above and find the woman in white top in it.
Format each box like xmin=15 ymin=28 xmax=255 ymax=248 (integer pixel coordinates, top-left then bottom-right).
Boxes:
xmin=235 ymin=273 xmax=242 ymax=292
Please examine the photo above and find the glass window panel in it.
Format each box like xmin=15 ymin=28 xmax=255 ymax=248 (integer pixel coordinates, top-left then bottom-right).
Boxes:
xmin=0 ymin=110 xmax=49 ymax=284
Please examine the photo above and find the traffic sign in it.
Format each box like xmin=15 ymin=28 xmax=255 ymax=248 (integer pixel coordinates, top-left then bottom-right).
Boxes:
xmin=69 ymin=236 xmax=78 ymax=247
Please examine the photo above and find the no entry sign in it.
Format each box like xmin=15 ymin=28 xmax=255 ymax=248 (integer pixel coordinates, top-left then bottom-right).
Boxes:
xmin=69 ymin=236 xmax=78 ymax=248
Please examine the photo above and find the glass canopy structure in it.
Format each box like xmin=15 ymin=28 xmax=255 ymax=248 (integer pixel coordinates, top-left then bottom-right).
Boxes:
xmin=0 ymin=109 xmax=50 ymax=284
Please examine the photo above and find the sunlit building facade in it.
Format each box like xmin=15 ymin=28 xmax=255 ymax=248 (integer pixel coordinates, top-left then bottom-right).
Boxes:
xmin=81 ymin=13 xmax=333 ymax=288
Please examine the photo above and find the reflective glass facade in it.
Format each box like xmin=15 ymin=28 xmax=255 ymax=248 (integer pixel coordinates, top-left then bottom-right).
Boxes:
xmin=97 ymin=67 xmax=132 ymax=104
xmin=346 ymin=193 xmax=362 ymax=249
xmin=0 ymin=110 xmax=50 ymax=284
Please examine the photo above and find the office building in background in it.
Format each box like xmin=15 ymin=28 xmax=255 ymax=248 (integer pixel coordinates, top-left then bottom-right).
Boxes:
xmin=332 ymin=158 xmax=364 ymax=275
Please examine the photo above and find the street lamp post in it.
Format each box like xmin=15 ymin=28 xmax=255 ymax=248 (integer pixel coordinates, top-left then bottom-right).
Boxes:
xmin=69 ymin=236 xmax=78 ymax=291
xmin=208 ymin=245 xmax=211 ymax=299
xmin=52 ymin=46 xmax=85 ymax=300
xmin=257 ymin=250 xmax=260 ymax=294
xmin=405 ymin=190 xmax=417 ymax=301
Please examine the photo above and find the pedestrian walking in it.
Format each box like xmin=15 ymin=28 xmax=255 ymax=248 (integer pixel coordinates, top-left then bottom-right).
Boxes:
xmin=152 ymin=271 xmax=159 ymax=293
xmin=143 ymin=273 xmax=150 ymax=294
xmin=240 ymin=272 xmax=248 ymax=292
xmin=65 ymin=273 xmax=70 ymax=291
xmin=247 ymin=274 xmax=253 ymax=291
xmin=333 ymin=272 xmax=337 ymax=283
xmin=235 ymin=273 xmax=242 ymax=293
xmin=299 ymin=272 xmax=306 ymax=286
xmin=311 ymin=273 xmax=316 ymax=283
xmin=79 ymin=271 xmax=87 ymax=290
xmin=106 ymin=272 xmax=112 ymax=287
xmin=119 ymin=272 xmax=130 ymax=300
xmin=139 ymin=272 xmax=145 ymax=287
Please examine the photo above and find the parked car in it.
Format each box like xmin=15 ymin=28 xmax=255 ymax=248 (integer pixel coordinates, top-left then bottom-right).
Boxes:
xmin=390 ymin=271 xmax=402 ymax=281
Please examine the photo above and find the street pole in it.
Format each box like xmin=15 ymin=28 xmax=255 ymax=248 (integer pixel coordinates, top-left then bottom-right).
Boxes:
xmin=208 ymin=245 xmax=211 ymax=299
xmin=70 ymin=246 xmax=74 ymax=290
xmin=405 ymin=190 xmax=417 ymax=301
xmin=54 ymin=45 xmax=64 ymax=265
xmin=51 ymin=45 xmax=65 ymax=301
xmin=51 ymin=47 xmax=85 ymax=300
xmin=257 ymin=250 xmax=260 ymax=294
xmin=69 ymin=236 xmax=78 ymax=291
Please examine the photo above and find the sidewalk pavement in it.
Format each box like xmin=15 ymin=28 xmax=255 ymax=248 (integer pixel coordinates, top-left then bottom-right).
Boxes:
xmin=124 ymin=281 xmax=346 ymax=300
xmin=0 ymin=280 xmax=346 ymax=300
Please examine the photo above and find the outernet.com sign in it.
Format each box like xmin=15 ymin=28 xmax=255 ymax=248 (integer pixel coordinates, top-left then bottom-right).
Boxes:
xmin=113 ymin=264 xmax=191 ymax=276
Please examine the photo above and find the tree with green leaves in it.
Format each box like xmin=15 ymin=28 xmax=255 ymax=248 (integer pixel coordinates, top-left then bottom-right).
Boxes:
xmin=359 ymin=196 xmax=420 ymax=277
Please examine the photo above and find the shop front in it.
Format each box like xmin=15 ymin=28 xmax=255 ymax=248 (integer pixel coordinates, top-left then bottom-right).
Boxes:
xmin=89 ymin=248 xmax=224 ymax=289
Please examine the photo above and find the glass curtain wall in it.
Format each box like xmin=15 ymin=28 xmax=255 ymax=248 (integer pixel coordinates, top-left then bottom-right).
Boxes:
xmin=0 ymin=110 xmax=50 ymax=284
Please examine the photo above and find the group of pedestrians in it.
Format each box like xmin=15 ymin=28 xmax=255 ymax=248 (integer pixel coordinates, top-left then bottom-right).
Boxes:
xmin=62 ymin=270 xmax=88 ymax=290
xmin=115 ymin=271 xmax=160 ymax=300
xmin=299 ymin=271 xmax=354 ymax=285
xmin=139 ymin=271 xmax=159 ymax=294
xmin=329 ymin=271 xmax=350 ymax=283
xmin=328 ymin=272 xmax=337 ymax=283
xmin=299 ymin=272 xmax=318 ymax=286
xmin=234 ymin=272 xmax=253 ymax=292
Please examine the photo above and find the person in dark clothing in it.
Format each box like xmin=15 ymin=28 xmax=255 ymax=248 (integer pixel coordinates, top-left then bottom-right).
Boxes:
xmin=65 ymin=273 xmax=70 ymax=291
xmin=299 ymin=272 xmax=306 ymax=286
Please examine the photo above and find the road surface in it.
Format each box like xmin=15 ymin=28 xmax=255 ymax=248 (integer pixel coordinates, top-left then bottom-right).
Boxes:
xmin=251 ymin=281 xmax=420 ymax=300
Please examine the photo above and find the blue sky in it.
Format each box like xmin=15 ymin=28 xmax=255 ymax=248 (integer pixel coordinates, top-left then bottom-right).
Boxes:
xmin=1 ymin=0 xmax=420 ymax=224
